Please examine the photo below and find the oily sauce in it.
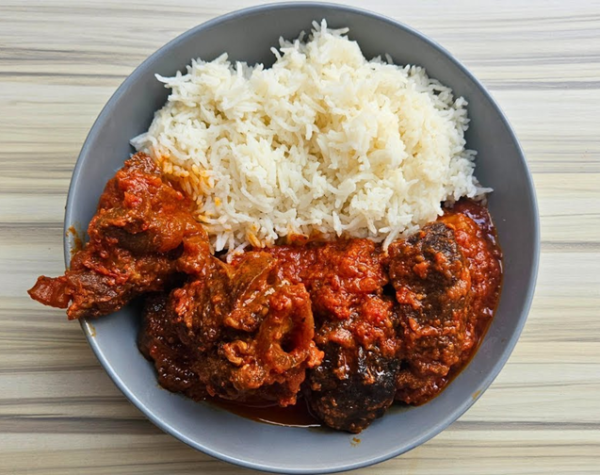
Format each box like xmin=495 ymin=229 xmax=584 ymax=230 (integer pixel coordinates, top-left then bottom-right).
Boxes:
xmin=209 ymin=397 xmax=322 ymax=428
xmin=66 ymin=225 xmax=84 ymax=256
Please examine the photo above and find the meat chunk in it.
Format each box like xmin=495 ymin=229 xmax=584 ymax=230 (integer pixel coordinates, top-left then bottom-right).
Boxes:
xmin=388 ymin=222 xmax=471 ymax=405
xmin=29 ymin=248 xmax=176 ymax=320
xmin=28 ymin=153 xmax=210 ymax=319
xmin=138 ymin=293 xmax=207 ymax=401
xmin=91 ymin=154 xmax=207 ymax=255
xmin=307 ymin=295 xmax=400 ymax=433
xmin=142 ymin=252 xmax=323 ymax=407
xmin=193 ymin=282 xmax=322 ymax=406
xmin=258 ymin=240 xmax=402 ymax=432
xmin=439 ymin=202 xmax=503 ymax=357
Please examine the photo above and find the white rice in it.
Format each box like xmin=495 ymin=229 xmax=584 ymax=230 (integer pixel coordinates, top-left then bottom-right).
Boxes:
xmin=132 ymin=21 xmax=489 ymax=254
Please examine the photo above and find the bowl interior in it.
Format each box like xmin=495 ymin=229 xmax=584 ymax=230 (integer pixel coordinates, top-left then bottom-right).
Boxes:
xmin=66 ymin=4 xmax=538 ymax=474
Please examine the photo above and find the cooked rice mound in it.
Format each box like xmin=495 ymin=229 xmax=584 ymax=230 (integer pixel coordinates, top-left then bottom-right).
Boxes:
xmin=132 ymin=21 xmax=488 ymax=253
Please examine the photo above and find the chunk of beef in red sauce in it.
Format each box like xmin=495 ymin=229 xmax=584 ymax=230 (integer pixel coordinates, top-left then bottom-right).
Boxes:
xmin=141 ymin=252 xmax=323 ymax=407
xmin=28 ymin=153 xmax=210 ymax=319
xmin=389 ymin=222 xmax=471 ymax=405
xmin=389 ymin=202 xmax=502 ymax=405
xmin=251 ymin=240 xmax=402 ymax=433
xmin=439 ymin=201 xmax=503 ymax=355
xmin=139 ymin=293 xmax=207 ymax=401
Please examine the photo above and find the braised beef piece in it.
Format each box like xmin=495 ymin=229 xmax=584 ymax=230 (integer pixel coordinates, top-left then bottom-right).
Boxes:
xmin=388 ymin=222 xmax=471 ymax=405
xmin=256 ymin=240 xmax=402 ymax=432
xmin=138 ymin=293 xmax=207 ymax=400
xmin=141 ymin=252 xmax=322 ymax=407
xmin=438 ymin=203 xmax=503 ymax=358
xmin=28 ymin=153 xmax=208 ymax=319
xmin=307 ymin=296 xmax=400 ymax=433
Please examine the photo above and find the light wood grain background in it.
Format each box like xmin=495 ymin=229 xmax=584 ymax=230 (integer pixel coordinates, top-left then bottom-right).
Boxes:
xmin=1 ymin=1 xmax=599 ymax=474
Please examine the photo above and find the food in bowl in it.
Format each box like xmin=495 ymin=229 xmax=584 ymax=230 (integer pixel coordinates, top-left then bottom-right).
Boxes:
xmin=28 ymin=23 xmax=502 ymax=434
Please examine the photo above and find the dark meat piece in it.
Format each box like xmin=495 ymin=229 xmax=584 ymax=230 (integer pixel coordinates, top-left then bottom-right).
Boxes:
xmin=29 ymin=248 xmax=176 ymax=320
xmin=170 ymin=252 xmax=232 ymax=354
xmin=194 ymin=282 xmax=322 ymax=407
xmin=28 ymin=153 xmax=210 ymax=319
xmin=307 ymin=295 xmax=400 ymax=433
xmin=388 ymin=222 xmax=471 ymax=405
xmin=255 ymin=240 xmax=402 ymax=432
xmin=91 ymin=154 xmax=206 ymax=255
xmin=438 ymin=202 xmax=503 ymax=359
xmin=138 ymin=293 xmax=207 ymax=401
xmin=144 ymin=252 xmax=323 ymax=407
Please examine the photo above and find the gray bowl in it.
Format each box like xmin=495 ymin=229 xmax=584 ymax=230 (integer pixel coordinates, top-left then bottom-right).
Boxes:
xmin=64 ymin=3 xmax=539 ymax=473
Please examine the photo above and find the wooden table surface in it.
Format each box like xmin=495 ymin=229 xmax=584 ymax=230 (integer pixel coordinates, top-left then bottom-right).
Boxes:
xmin=1 ymin=1 xmax=599 ymax=474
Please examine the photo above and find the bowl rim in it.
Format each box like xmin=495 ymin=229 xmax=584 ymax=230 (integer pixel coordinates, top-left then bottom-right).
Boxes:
xmin=64 ymin=2 xmax=540 ymax=473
